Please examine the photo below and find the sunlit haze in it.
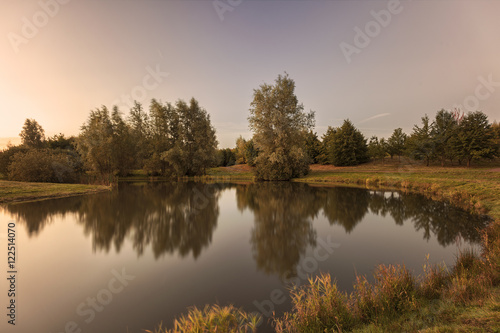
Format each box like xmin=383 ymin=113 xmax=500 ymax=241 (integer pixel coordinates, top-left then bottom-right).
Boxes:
xmin=1 ymin=0 xmax=499 ymax=149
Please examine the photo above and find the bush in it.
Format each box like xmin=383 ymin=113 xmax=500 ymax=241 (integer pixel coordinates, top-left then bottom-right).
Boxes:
xmin=216 ymin=148 xmax=236 ymax=167
xmin=8 ymin=149 xmax=78 ymax=183
xmin=0 ymin=145 xmax=29 ymax=176
xmin=254 ymin=147 xmax=309 ymax=181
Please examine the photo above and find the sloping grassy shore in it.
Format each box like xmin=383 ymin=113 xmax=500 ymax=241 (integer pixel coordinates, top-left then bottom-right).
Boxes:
xmin=299 ymin=161 xmax=500 ymax=219
xmin=0 ymin=180 xmax=110 ymax=204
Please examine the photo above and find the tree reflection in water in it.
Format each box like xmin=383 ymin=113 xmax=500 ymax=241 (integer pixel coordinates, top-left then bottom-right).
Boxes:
xmin=7 ymin=182 xmax=490 ymax=271
xmin=236 ymin=184 xmax=490 ymax=278
xmin=7 ymin=182 xmax=228 ymax=259
xmin=236 ymin=182 xmax=320 ymax=278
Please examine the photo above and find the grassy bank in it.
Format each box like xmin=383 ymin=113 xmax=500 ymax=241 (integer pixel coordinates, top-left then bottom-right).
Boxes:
xmin=298 ymin=160 xmax=500 ymax=220
xmin=147 ymin=159 xmax=500 ymax=332
xmin=0 ymin=180 xmax=111 ymax=204
xmin=208 ymin=159 xmax=500 ymax=219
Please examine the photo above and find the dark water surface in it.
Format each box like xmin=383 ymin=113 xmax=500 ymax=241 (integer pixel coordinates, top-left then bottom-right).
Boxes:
xmin=0 ymin=182 xmax=489 ymax=333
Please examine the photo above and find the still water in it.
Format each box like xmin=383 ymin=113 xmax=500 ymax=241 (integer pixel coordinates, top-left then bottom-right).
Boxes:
xmin=0 ymin=182 xmax=489 ymax=333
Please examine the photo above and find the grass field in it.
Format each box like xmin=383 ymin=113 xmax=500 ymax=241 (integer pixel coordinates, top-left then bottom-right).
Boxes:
xmin=299 ymin=159 xmax=500 ymax=220
xmin=0 ymin=180 xmax=110 ymax=204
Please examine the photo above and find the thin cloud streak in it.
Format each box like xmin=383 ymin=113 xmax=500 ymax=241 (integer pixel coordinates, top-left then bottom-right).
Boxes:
xmin=360 ymin=113 xmax=391 ymax=124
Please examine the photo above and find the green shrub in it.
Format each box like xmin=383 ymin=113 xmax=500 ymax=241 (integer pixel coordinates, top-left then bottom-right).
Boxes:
xmin=254 ymin=147 xmax=309 ymax=181
xmin=0 ymin=145 xmax=28 ymax=176
xmin=8 ymin=149 xmax=78 ymax=183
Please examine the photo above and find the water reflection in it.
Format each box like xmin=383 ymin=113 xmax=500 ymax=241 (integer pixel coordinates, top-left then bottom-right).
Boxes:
xmin=7 ymin=182 xmax=228 ymax=259
xmin=76 ymin=182 xmax=224 ymax=258
xmin=236 ymin=184 xmax=489 ymax=278
xmin=318 ymin=186 xmax=371 ymax=233
xmin=236 ymin=182 xmax=319 ymax=278
xmin=5 ymin=182 xmax=489 ymax=268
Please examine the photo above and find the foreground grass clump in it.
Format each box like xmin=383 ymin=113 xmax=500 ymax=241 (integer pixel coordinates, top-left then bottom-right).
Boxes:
xmin=274 ymin=274 xmax=354 ymax=332
xmin=145 ymin=304 xmax=261 ymax=333
xmin=354 ymin=264 xmax=416 ymax=322
xmin=418 ymin=256 xmax=449 ymax=300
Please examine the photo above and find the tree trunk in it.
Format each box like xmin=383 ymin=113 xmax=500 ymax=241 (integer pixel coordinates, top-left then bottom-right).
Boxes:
xmin=467 ymin=158 xmax=471 ymax=167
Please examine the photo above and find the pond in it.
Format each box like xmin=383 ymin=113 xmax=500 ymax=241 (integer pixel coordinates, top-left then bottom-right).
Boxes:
xmin=0 ymin=182 xmax=489 ymax=333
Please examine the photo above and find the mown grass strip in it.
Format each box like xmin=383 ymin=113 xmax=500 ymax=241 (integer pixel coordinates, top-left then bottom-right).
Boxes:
xmin=0 ymin=180 xmax=110 ymax=204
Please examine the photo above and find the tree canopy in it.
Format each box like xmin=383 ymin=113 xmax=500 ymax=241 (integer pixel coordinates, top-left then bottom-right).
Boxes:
xmin=248 ymin=73 xmax=314 ymax=180
xmin=20 ymin=118 xmax=45 ymax=148
xmin=326 ymin=120 xmax=369 ymax=166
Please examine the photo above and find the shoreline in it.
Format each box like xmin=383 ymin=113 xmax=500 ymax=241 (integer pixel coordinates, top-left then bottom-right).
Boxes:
xmin=0 ymin=180 xmax=111 ymax=205
xmin=3 ymin=162 xmax=499 ymax=221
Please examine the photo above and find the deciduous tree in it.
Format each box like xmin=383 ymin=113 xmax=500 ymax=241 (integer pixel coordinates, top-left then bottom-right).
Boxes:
xmin=248 ymin=73 xmax=314 ymax=180
xmin=161 ymin=98 xmax=218 ymax=176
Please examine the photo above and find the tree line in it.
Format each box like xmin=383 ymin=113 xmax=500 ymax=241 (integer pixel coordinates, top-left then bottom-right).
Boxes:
xmin=1 ymin=73 xmax=499 ymax=183
xmin=0 ymin=97 xmax=218 ymax=183
xmin=220 ymin=74 xmax=499 ymax=180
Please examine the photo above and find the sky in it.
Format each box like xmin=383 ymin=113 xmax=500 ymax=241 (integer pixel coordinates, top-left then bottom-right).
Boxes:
xmin=1 ymin=0 xmax=499 ymax=149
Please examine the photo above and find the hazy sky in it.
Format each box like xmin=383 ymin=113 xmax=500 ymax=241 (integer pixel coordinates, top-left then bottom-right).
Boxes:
xmin=1 ymin=0 xmax=499 ymax=148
